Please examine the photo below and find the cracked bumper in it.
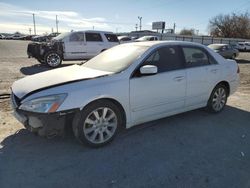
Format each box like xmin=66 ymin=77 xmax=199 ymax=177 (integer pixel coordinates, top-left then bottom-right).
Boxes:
xmin=13 ymin=108 xmax=77 ymax=137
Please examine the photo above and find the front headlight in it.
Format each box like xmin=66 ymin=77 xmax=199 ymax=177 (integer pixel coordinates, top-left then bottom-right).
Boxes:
xmin=19 ymin=94 xmax=67 ymax=113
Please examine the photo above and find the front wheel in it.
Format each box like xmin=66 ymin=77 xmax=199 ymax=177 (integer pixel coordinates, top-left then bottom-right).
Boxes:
xmin=45 ymin=51 xmax=62 ymax=68
xmin=73 ymin=100 xmax=123 ymax=147
xmin=207 ymin=84 xmax=228 ymax=113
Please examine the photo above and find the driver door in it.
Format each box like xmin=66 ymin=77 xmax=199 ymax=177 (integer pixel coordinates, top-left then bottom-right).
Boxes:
xmin=129 ymin=45 xmax=186 ymax=124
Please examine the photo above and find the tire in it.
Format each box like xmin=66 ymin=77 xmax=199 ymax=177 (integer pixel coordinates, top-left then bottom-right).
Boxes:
xmin=207 ymin=84 xmax=228 ymax=113
xmin=231 ymin=53 xmax=236 ymax=59
xmin=73 ymin=100 xmax=123 ymax=147
xmin=45 ymin=51 xmax=62 ymax=68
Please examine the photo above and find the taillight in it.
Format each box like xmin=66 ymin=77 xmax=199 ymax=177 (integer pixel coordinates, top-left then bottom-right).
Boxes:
xmin=237 ymin=65 xmax=240 ymax=73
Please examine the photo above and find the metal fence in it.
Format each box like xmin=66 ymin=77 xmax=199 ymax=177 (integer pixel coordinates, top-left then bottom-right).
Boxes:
xmin=119 ymin=32 xmax=249 ymax=45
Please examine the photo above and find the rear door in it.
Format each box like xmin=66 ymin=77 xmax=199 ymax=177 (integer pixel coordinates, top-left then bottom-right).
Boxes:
xmin=182 ymin=46 xmax=220 ymax=108
xmin=64 ymin=32 xmax=86 ymax=59
xmin=85 ymin=32 xmax=104 ymax=58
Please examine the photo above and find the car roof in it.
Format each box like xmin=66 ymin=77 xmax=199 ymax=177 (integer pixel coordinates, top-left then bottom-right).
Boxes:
xmin=208 ymin=43 xmax=228 ymax=46
xmin=75 ymin=30 xmax=115 ymax=34
xmin=123 ymin=40 xmax=206 ymax=48
xmin=118 ymin=36 xmax=130 ymax=39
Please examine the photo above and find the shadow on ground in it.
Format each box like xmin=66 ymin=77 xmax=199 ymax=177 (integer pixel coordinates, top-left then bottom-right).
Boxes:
xmin=1 ymin=106 xmax=250 ymax=188
xmin=20 ymin=63 xmax=78 ymax=75
xmin=236 ymin=59 xmax=250 ymax=64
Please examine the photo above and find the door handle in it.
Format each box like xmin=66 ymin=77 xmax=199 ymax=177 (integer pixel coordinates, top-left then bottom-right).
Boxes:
xmin=173 ymin=76 xmax=184 ymax=82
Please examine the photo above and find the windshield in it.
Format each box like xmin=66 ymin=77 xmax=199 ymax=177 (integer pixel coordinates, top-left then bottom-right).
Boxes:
xmin=208 ymin=44 xmax=225 ymax=50
xmin=83 ymin=45 xmax=149 ymax=73
xmin=53 ymin=32 xmax=69 ymax=40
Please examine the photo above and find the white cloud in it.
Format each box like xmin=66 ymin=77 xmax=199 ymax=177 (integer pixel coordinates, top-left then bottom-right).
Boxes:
xmin=0 ymin=2 xmax=111 ymax=34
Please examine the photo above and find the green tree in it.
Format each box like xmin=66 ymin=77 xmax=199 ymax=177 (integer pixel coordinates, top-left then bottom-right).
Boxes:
xmin=179 ymin=28 xmax=196 ymax=36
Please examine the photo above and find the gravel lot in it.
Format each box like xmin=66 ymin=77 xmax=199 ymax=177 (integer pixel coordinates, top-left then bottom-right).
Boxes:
xmin=0 ymin=40 xmax=250 ymax=188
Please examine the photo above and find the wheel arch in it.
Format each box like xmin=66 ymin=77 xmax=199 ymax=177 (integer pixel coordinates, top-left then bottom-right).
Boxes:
xmin=80 ymin=97 xmax=127 ymax=128
xmin=216 ymin=81 xmax=230 ymax=95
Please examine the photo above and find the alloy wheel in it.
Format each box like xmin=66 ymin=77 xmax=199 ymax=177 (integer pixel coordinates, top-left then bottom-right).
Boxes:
xmin=212 ymin=87 xmax=227 ymax=112
xmin=83 ymin=107 xmax=118 ymax=144
xmin=46 ymin=53 xmax=61 ymax=67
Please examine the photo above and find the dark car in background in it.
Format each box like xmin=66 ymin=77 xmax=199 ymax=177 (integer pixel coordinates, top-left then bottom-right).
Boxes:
xmin=208 ymin=44 xmax=239 ymax=59
xmin=0 ymin=34 xmax=6 ymax=39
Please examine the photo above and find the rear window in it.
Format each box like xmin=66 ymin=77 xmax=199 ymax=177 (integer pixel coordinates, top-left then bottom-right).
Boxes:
xmin=86 ymin=33 xmax=103 ymax=42
xmin=105 ymin=34 xmax=119 ymax=42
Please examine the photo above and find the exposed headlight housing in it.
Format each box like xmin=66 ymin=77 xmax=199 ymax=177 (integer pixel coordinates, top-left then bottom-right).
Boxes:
xmin=19 ymin=94 xmax=67 ymax=113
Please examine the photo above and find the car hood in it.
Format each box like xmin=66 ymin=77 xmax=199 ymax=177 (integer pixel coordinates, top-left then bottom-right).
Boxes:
xmin=12 ymin=65 xmax=112 ymax=99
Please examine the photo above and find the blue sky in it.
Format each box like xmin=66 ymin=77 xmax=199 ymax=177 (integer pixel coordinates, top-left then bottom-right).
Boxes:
xmin=0 ymin=0 xmax=249 ymax=35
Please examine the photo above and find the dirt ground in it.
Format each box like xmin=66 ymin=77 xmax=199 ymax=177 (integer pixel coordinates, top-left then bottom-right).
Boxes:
xmin=0 ymin=40 xmax=250 ymax=188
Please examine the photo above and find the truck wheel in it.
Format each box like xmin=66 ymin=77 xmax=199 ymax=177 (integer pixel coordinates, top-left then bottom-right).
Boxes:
xmin=45 ymin=51 xmax=62 ymax=68
xmin=73 ymin=100 xmax=123 ymax=147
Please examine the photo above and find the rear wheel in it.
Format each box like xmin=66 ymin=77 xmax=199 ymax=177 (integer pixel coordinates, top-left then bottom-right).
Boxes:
xmin=207 ymin=84 xmax=228 ymax=113
xmin=73 ymin=100 xmax=123 ymax=147
xmin=45 ymin=51 xmax=62 ymax=68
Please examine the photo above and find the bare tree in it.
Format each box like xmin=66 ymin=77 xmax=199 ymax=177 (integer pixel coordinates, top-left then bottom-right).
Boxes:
xmin=209 ymin=12 xmax=250 ymax=39
xmin=179 ymin=28 xmax=196 ymax=36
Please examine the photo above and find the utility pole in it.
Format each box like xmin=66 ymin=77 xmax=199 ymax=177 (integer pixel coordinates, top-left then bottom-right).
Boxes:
xmin=135 ymin=24 xmax=138 ymax=31
xmin=173 ymin=23 xmax=176 ymax=34
xmin=52 ymin=28 xmax=54 ymax=33
xmin=29 ymin=28 xmax=31 ymax=35
xmin=138 ymin=16 xmax=142 ymax=31
xmin=196 ymin=30 xmax=199 ymax=35
xmin=32 ymin=13 xmax=36 ymax=35
xmin=56 ymin=15 xmax=59 ymax=33
xmin=92 ymin=26 xmax=95 ymax=30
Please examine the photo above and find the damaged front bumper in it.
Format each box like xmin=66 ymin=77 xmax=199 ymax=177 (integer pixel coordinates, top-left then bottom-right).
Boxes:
xmin=11 ymin=93 xmax=78 ymax=138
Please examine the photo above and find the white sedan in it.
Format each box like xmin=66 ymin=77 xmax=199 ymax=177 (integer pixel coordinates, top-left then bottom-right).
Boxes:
xmin=11 ymin=41 xmax=240 ymax=147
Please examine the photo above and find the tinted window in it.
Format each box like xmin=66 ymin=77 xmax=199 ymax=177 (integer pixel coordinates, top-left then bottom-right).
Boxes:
xmin=121 ymin=37 xmax=131 ymax=41
xmin=182 ymin=47 xmax=209 ymax=68
xmin=86 ymin=33 xmax=103 ymax=42
xmin=105 ymin=34 xmax=119 ymax=42
xmin=69 ymin=32 xmax=85 ymax=42
xmin=144 ymin=46 xmax=184 ymax=73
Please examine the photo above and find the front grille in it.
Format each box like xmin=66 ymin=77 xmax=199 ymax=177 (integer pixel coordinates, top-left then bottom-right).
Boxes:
xmin=27 ymin=43 xmax=41 ymax=57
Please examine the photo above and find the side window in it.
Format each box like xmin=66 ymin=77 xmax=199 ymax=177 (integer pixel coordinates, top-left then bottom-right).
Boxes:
xmin=121 ymin=37 xmax=131 ymax=41
xmin=86 ymin=33 xmax=103 ymax=42
xmin=69 ymin=32 xmax=85 ymax=42
xmin=182 ymin=47 xmax=209 ymax=68
xmin=105 ymin=34 xmax=119 ymax=42
xmin=144 ymin=46 xmax=184 ymax=73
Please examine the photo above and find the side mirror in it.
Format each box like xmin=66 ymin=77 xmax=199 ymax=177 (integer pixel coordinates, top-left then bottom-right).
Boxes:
xmin=140 ymin=65 xmax=158 ymax=75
